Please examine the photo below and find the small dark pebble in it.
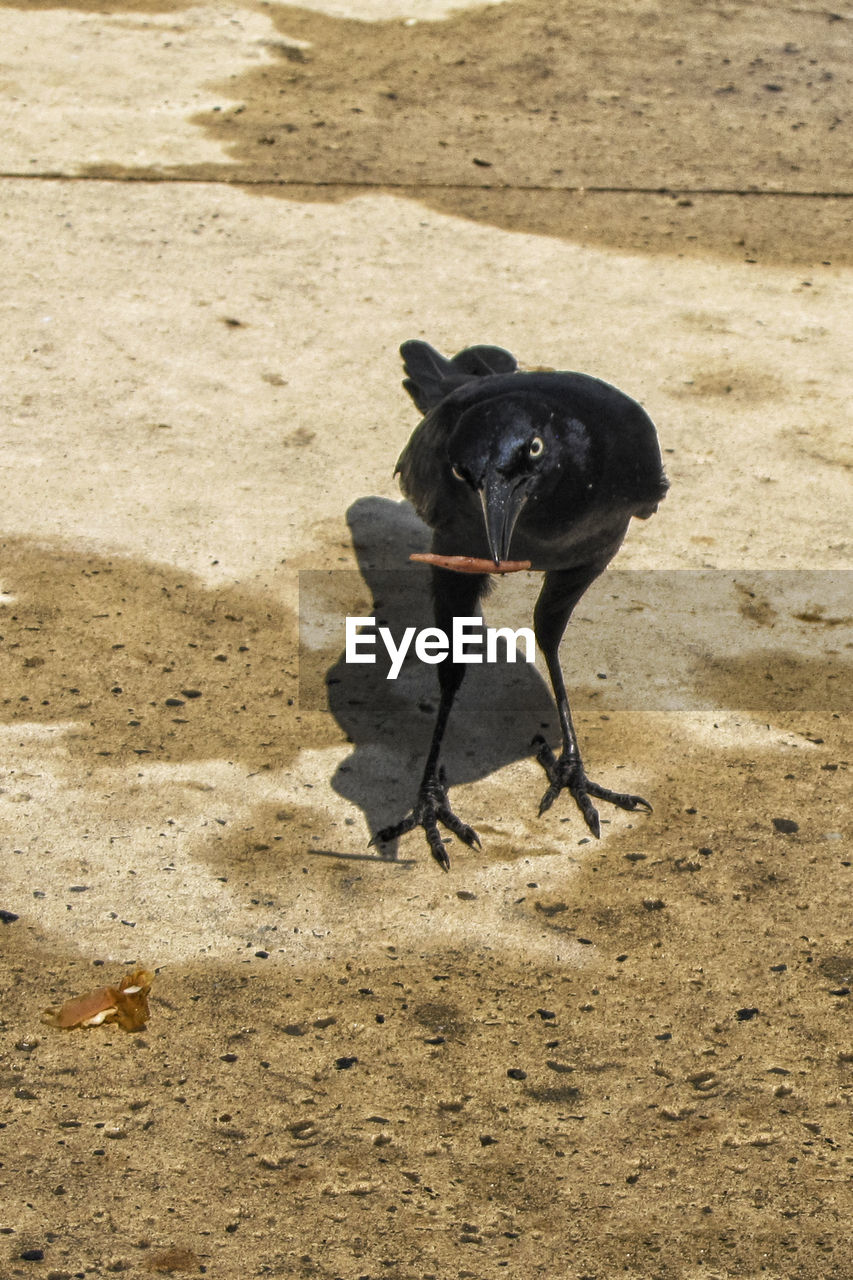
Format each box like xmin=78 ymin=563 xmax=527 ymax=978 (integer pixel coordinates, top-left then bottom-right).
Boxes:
xmin=0 ymin=909 xmax=19 ymax=924
xmin=335 ymin=1056 xmax=358 ymax=1070
xmin=770 ymin=963 xmax=788 ymax=972
xmin=219 ymin=1053 xmax=239 ymax=1063
xmin=772 ymin=818 xmax=799 ymax=834
xmin=68 ymin=885 xmax=90 ymax=893
xmin=736 ymin=1007 xmax=760 ymax=1021
xmin=281 ymin=1024 xmax=307 ymax=1036
xmin=479 ymin=1134 xmax=498 ymax=1146
xmin=698 ymin=847 xmax=713 ymax=856
xmin=254 ymin=950 xmax=269 ymax=959
xmin=655 ymin=1032 xmax=672 ymax=1041
xmin=536 ymin=1008 xmax=556 ymax=1020
xmin=181 ymin=689 xmax=202 ymax=699
xmin=424 ymin=1035 xmax=445 ymax=1045
xmin=456 ymin=890 xmax=476 ymax=901
xmin=165 ymin=697 xmax=185 ymax=707
xmin=313 ymin=1016 xmax=336 ymax=1029
xmin=20 ymin=1248 xmax=45 ymax=1261
xmin=507 ymin=1068 xmax=527 ymax=1080
xmin=828 ymin=987 xmax=850 ymax=997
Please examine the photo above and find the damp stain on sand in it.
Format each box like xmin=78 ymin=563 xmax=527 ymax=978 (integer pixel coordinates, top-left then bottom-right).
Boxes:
xmin=50 ymin=0 xmax=851 ymax=268
xmin=0 ymin=538 xmax=342 ymax=774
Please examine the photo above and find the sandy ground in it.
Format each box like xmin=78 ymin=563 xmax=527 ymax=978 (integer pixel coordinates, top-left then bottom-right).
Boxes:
xmin=0 ymin=1 xmax=851 ymax=1277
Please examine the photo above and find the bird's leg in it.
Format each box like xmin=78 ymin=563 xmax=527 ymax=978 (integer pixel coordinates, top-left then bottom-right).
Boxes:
xmin=533 ymin=569 xmax=652 ymax=838
xmin=371 ymin=676 xmax=480 ymax=870
xmin=534 ymin=647 xmax=651 ymax=837
xmin=371 ymin=567 xmax=488 ymax=870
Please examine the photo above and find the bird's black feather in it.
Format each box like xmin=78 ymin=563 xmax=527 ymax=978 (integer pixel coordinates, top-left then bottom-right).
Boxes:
xmin=400 ymin=339 xmax=518 ymax=414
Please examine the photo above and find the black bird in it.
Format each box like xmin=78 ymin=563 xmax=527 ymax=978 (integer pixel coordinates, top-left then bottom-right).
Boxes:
xmin=372 ymin=340 xmax=668 ymax=870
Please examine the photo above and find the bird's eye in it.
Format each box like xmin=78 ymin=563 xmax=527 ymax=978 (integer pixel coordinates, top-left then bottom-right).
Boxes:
xmin=528 ymin=436 xmax=545 ymax=458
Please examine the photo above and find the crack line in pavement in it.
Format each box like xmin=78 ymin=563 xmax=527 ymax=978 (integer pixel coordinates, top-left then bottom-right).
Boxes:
xmin=1 ymin=172 xmax=851 ymax=198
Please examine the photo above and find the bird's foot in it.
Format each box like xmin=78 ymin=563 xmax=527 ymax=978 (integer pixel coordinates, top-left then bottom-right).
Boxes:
xmin=532 ymin=735 xmax=652 ymax=839
xmin=370 ymin=768 xmax=480 ymax=871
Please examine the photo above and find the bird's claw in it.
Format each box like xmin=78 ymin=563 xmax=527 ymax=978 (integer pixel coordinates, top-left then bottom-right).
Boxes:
xmin=532 ymin=735 xmax=651 ymax=838
xmin=370 ymin=769 xmax=481 ymax=871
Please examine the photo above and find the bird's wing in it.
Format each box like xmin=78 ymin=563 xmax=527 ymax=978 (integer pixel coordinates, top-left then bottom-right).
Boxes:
xmin=395 ymin=398 xmax=458 ymax=527
xmin=400 ymin=340 xmax=517 ymax=414
xmin=449 ymin=345 xmax=519 ymax=377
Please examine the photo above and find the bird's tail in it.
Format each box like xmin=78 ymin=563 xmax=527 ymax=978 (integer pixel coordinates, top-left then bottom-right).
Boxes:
xmin=400 ymin=340 xmax=518 ymax=414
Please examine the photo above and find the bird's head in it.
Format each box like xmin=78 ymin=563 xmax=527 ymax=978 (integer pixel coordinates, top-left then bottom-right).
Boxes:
xmin=447 ymin=394 xmax=584 ymax=565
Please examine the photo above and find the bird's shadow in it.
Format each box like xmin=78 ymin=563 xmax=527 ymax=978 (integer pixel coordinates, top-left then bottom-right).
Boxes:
xmin=321 ymin=496 xmax=558 ymax=856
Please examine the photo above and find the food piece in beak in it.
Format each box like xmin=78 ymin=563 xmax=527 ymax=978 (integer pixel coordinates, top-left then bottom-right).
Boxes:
xmin=410 ymin=553 xmax=531 ymax=574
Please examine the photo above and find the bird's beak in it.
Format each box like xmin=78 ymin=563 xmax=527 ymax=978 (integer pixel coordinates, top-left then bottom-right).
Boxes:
xmin=479 ymin=470 xmax=529 ymax=566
